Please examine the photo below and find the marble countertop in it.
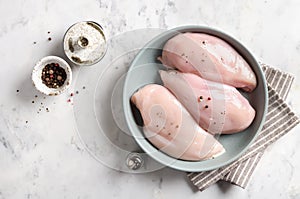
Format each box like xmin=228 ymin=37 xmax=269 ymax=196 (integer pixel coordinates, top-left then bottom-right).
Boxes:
xmin=1 ymin=0 xmax=300 ymax=198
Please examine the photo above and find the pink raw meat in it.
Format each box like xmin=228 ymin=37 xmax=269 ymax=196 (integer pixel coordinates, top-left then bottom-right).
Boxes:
xmin=158 ymin=33 xmax=257 ymax=92
xmin=131 ymin=84 xmax=225 ymax=161
xmin=159 ymin=70 xmax=256 ymax=134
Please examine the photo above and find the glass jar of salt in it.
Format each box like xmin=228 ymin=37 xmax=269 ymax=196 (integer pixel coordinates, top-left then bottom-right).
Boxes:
xmin=63 ymin=21 xmax=107 ymax=66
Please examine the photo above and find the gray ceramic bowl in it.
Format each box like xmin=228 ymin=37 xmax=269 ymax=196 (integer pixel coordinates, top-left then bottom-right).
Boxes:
xmin=123 ymin=26 xmax=268 ymax=172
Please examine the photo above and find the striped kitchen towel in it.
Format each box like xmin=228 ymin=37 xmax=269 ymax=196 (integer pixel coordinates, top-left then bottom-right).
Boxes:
xmin=187 ymin=64 xmax=300 ymax=191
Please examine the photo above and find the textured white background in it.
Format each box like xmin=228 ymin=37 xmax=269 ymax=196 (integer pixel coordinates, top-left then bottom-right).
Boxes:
xmin=0 ymin=0 xmax=300 ymax=198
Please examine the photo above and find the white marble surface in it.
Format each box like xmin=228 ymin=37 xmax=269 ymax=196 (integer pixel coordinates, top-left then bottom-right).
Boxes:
xmin=1 ymin=0 xmax=300 ymax=198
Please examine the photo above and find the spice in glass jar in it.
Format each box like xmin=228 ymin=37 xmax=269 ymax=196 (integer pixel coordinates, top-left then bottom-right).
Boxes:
xmin=41 ymin=63 xmax=67 ymax=88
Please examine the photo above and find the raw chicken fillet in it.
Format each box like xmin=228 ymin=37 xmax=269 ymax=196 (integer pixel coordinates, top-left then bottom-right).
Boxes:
xmin=158 ymin=33 xmax=257 ymax=92
xmin=131 ymin=84 xmax=225 ymax=161
xmin=160 ymin=70 xmax=256 ymax=134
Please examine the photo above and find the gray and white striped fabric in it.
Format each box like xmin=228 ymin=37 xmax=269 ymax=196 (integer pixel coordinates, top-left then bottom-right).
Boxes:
xmin=187 ymin=64 xmax=300 ymax=191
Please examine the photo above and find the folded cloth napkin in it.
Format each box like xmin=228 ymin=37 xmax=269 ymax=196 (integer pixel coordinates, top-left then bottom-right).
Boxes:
xmin=187 ymin=64 xmax=300 ymax=191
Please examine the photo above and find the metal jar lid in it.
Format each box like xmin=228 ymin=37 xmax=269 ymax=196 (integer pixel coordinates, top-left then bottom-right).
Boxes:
xmin=63 ymin=21 xmax=107 ymax=66
xmin=126 ymin=152 xmax=144 ymax=170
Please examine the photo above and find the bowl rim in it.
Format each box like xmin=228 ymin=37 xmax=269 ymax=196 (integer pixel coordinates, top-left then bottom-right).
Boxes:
xmin=123 ymin=25 xmax=268 ymax=172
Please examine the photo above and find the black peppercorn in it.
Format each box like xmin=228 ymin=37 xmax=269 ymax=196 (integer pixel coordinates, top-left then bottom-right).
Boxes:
xmin=41 ymin=63 xmax=67 ymax=88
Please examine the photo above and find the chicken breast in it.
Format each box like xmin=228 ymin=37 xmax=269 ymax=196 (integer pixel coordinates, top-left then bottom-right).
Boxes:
xmin=131 ymin=84 xmax=225 ymax=161
xmin=159 ymin=70 xmax=256 ymax=134
xmin=158 ymin=33 xmax=257 ymax=92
